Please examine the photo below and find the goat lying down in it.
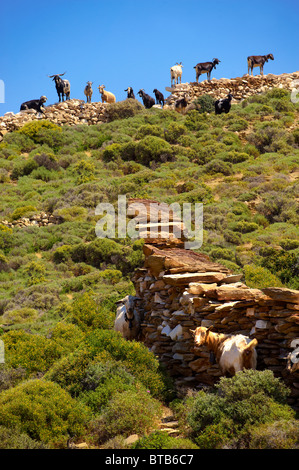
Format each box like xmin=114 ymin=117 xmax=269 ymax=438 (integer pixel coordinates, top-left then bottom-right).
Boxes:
xmin=114 ymin=295 xmax=141 ymax=341
xmin=191 ymin=326 xmax=258 ymax=376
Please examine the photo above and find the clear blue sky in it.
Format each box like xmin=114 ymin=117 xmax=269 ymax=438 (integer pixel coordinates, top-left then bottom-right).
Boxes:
xmin=1 ymin=0 xmax=298 ymax=115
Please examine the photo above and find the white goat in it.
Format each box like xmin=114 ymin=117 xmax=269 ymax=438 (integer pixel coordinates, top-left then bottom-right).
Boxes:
xmin=98 ymin=85 xmax=116 ymax=104
xmin=114 ymin=295 xmax=140 ymax=340
xmin=170 ymin=62 xmax=183 ymax=87
xmin=191 ymin=326 xmax=258 ymax=376
xmin=84 ymin=81 xmax=93 ymax=103
xmin=287 ymin=339 xmax=299 ymax=373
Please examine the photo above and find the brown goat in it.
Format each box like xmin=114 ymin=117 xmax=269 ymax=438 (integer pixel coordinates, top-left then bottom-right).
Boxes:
xmin=191 ymin=326 xmax=258 ymax=376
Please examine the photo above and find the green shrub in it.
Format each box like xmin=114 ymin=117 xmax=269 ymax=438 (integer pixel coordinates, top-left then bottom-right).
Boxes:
xmin=1 ymin=330 xmax=63 ymax=375
xmin=11 ymin=159 xmax=39 ymax=179
xmin=244 ymin=265 xmax=284 ymax=288
xmin=192 ymin=94 xmax=215 ymax=114
xmin=50 ymin=322 xmax=85 ymax=353
xmin=261 ymin=250 xmax=299 ymax=287
xmin=222 ymin=150 xmax=249 ymax=164
xmin=0 ymin=379 xmax=90 ymax=447
xmin=0 ymin=425 xmax=48 ymax=449
xmin=106 ymin=99 xmax=144 ymax=121
xmin=134 ymin=136 xmax=174 ymax=166
xmin=89 ymin=389 xmax=162 ymax=443
xmin=85 ymin=329 xmax=171 ymax=399
xmin=71 ymin=290 xmax=115 ymax=331
xmin=135 ymin=124 xmax=164 ymax=139
xmin=248 ymin=420 xmax=299 ymax=449
xmin=231 ymin=220 xmax=259 ymax=233
xmin=203 ymin=159 xmax=234 ymax=176
xmin=102 ymin=143 xmax=122 ymax=162
xmin=18 ymin=120 xmax=62 ymax=142
xmin=54 ymin=205 xmax=88 ymax=222
xmin=186 ymin=370 xmax=294 ymax=449
xmin=78 ymin=361 xmax=137 ymax=412
xmin=165 ymin=122 xmax=186 ymax=144
xmin=72 ymin=159 xmax=95 ymax=184
xmin=1 ymin=307 xmax=38 ymax=326
xmin=23 ymin=260 xmax=46 ymax=286
xmin=52 ymin=244 xmax=73 ymax=263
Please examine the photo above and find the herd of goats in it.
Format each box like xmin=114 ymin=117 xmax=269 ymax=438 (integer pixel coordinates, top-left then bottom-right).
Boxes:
xmin=19 ymin=54 xmax=274 ymax=117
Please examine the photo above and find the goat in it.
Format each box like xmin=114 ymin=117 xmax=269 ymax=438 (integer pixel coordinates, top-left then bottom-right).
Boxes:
xmin=191 ymin=326 xmax=258 ymax=376
xmin=48 ymin=73 xmax=70 ymax=102
xmin=194 ymin=58 xmax=221 ymax=82
xmin=98 ymin=85 xmax=116 ymax=104
xmin=170 ymin=62 xmax=183 ymax=87
xmin=84 ymin=81 xmax=93 ymax=103
xmin=114 ymin=295 xmax=141 ymax=340
xmin=137 ymin=89 xmax=155 ymax=109
xmin=287 ymin=339 xmax=299 ymax=374
xmin=247 ymin=54 xmax=274 ymax=76
xmin=20 ymin=95 xmax=47 ymax=113
xmin=153 ymin=89 xmax=164 ymax=107
xmin=215 ymin=93 xmax=233 ymax=115
xmin=174 ymin=94 xmax=189 ymax=114
xmin=124 ymin=87 xmax=135 ymax=99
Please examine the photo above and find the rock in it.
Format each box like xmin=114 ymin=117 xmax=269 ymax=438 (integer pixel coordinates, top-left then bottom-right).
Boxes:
xmin=163 ymin=272 xmax=227 ymax=286
xmin=262 ymin=288 xmax=299 ymax=304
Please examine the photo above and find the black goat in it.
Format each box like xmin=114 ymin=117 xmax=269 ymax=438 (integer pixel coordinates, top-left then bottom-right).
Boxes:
xmin=247 ymin=54 xmax=274 ymax=76
xmin=20 ymin=95 xmax=47 ymax=113
xmin=215 ymin=93 xmax=233 ymax=115
xmin=153 ymin=89 xmax=164 ymax=107
xmin=137 ymin=89 xmax=155 ymax=109
xmin=194 ymin=58 xmax=221 ymax=82
xmin=48 ymin=73 xmax=70 ymax=102
xmin=124 ymin=87 xmax=135 ymax=99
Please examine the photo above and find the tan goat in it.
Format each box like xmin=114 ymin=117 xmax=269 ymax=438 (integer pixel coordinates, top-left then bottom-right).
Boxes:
xmin=191 ymin=326 xmax=258 ymax=376
xmin=84 ymin=81 xmax=93 ymax=103
xmin=98 ymin=85 xmax=116 ymax=104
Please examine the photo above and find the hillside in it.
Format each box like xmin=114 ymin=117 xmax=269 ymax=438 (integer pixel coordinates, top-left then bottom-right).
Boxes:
xmin=0 ymin=77 xmax=298 ymax=449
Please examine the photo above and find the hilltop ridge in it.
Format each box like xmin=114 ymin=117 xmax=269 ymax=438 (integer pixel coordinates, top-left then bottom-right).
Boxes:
xmin=0 ymin=71 xmax=298 ymax=140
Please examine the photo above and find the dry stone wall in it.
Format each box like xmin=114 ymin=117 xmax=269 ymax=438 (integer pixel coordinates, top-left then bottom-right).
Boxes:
xmin=164 ymin=71 xmax=299 ymax=108
xmin=0 ymin=100 xmax=109 ymax=139
xmin=133 ymin=244 xmax=299 ymax=409
xmin=1 ymin=71 xmax=298 ymax=141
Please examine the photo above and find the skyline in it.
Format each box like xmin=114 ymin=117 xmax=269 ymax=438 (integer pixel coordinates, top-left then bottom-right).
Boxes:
xmin=1 ymin=0 xmax=299 ymax=115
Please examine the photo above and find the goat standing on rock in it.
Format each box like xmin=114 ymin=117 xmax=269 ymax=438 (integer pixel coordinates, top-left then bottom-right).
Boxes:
xmin=125 ymin=87 xmax=135 ymax=99
xmin=153 ymin=89 xmax=164 ymax=107
xmin=191 ymin=326 xmax=258 ymax=376
xmin=114 ymin=295 xmax=141 ymax=340
xmin=84 ymin=81 xmax=93 ymax=103
xmin=215 ymin=93 xmax=233 ymax=114
xmin=98 ymin=85 xmax=116 ymax=104
xmin=137 ymin=89 xmax=155 ymax=109
xmin=48 ymin=73 xmax=70 ymax=102
xmin=194 ymin=58 xmax=221 ymax=82
xmin=247 ymin=54 xmax=274 ymax=76
xmin=170 ymin=62 xmax=183 ymax=87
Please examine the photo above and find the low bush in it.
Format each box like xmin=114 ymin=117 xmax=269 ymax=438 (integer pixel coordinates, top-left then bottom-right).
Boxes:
xmin=1 ymin=330 xmax=63 ymax=375
xmin=186 ymin=370 xmax=294 ymax=449
xmin=0 ymin=379 xmax=91 ymax=447
xmin=244 ymin=264 xmax=284 ymax=288
xmin=106 ymin=100 xmax=144 ymax=121
xmin=89 ymin=388 xmax=162 ymax=443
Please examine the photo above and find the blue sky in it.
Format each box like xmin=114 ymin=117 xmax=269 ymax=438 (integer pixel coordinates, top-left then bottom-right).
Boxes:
xmin=1 ymin=0 xmax=298 ymax=115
